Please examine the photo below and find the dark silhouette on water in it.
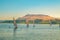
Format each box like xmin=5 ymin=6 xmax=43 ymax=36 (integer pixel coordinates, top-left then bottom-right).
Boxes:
xmin=49 ymin=20 xmax=52 ymax=26
xmin=59 ymin=23 xmax=60 ymax=28
xmin=9 ymin=26 xmax=11 ymax=29
xmin=33 ymin=20 xmax=35 ymax=27
xmin=13 ymin=17 xmax=17 ymax=32
xmin=59 ymin=22 xmax=60 ymax=28
xmin=13 ymin=17 xmax=17 ymax=40
xmin=26 ymin=20 xmax=29 ymax=28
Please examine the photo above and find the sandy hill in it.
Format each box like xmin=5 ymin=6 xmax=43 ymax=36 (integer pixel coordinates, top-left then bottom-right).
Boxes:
xmin=17 ymin=14 xmax=55 ymax=21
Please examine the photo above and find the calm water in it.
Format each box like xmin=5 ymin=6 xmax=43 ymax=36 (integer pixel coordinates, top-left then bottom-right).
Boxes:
xmin=0 ymin=23 xmax=60 ymax=40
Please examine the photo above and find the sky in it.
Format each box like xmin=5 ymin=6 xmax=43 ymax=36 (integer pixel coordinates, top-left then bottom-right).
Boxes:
xmin=0 ymin=0 xmax=60 ymax=20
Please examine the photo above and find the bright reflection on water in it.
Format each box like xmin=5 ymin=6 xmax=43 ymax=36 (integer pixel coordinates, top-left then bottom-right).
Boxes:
xmin=0 ymin=23 xmax=60 ymax=40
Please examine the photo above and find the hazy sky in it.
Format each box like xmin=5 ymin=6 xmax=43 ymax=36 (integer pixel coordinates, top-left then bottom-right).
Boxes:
xmin=0 ymin=0 xmax=60 ymax=20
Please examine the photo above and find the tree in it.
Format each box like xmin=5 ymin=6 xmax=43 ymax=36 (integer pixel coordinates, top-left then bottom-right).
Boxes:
xmin=34 ymin=19 xmax=42 ymax=24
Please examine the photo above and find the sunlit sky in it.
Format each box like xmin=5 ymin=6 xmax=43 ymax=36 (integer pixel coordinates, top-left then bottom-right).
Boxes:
xmin=0 ymin=0 xmax=60 ymax=20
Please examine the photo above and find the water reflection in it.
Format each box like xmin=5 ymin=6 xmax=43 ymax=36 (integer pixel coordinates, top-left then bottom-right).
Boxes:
xmin=0 ymin=24 xmax=60 ymax=40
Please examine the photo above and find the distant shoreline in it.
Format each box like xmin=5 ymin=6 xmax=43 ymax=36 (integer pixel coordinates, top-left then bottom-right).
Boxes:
xmin=0 ymin=23 xmax=59 ymax=24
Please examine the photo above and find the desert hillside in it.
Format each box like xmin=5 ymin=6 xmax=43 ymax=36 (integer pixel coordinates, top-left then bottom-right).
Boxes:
xmin=17 ymin=14 xmax=55 ymax=21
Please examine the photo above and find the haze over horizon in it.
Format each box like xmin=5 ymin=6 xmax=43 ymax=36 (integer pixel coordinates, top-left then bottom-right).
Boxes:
xmin=0 ymin=0 xmax=60 ymax=20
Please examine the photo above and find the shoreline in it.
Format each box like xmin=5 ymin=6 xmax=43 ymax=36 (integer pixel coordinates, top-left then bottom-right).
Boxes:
xmin=0 ymin=23 xmax=59 ymax=25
